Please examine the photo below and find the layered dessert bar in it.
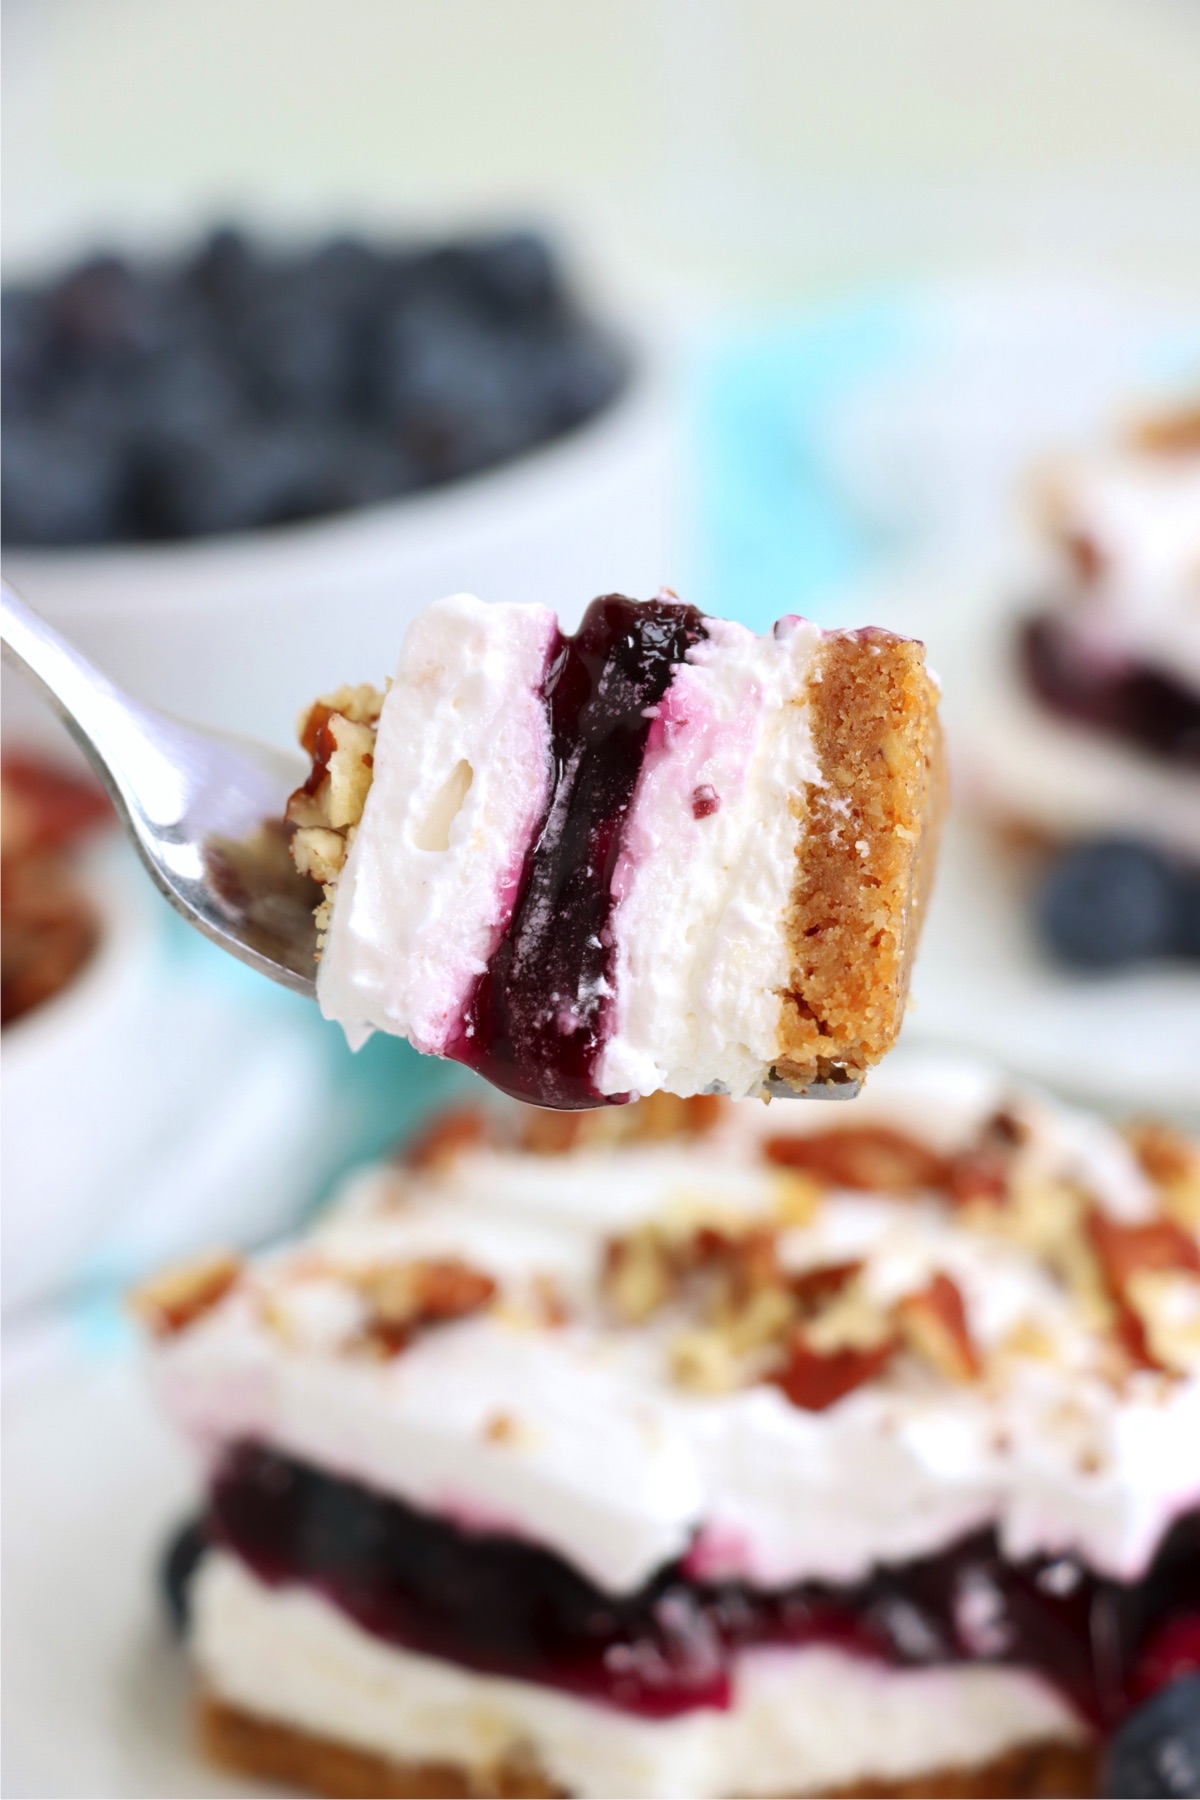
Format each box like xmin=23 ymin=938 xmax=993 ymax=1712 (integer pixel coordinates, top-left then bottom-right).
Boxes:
xmin=137 ymin=1057 xmax=1200 ymax=1798
xmin=286 ymin=592 xmax=944 ymax=1107
xmin=968 ymin=407 xmax=1200 ymax=968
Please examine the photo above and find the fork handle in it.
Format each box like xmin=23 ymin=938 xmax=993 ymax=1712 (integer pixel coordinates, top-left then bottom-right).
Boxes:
xmin=0 ymin=578 xmax=178 ymax=816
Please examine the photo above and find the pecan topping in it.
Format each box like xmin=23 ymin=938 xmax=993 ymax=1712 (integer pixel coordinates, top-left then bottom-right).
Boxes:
xmin=764 ymin=1127 xmax=949 ymax=1194
xmin=789 ymin=1259 xmax=862 ymax=1312
xmin=895 ymin=1272 xmax=981 ymax=1383
xmin=1086 ymin=1210 xmax=1200 ymax=1374
xmin=772 ymin=1333 xmax=897 ymax=1413
xmin=1125 ymin=1122 xmax=1200 ymax=1230
xmin=946 ymin=1112 xmax=1026 ymax=1207
xmin=128 ymin=1252 xmax=242 ymax=1339
xmin=519 ymin=1090 xmax=724 ymax=1156
xmin=355 ymin=1258 xmax=496 ymax=1356
xmin=402 ymin=1106 xmax=490 ymax=1171
xmin=1086 ymin=1212 xmax=1200 ymax=1300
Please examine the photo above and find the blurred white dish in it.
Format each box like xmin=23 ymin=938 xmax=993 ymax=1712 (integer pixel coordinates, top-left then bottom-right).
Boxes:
xmin=2 ymin=1332 xmax=250 ymax=1798
xmin=839 ymin=556 xmax=1200 ymax=1122
xmin=2 ymin=359 xmax=676 ymax=750
xmin=0 ymin=839 xmax=335 ymax=1314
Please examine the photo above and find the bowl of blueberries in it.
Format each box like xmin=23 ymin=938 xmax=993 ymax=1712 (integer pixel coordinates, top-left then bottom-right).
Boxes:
xmin=2 ymin=226 xmax=674 ymax=746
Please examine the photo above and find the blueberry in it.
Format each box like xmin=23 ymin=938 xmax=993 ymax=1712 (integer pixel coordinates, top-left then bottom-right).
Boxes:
xmin=0 ymin=418 xmax=125 ymax=544
xmin=1037 ymin=840 xmax=1179 ymax=970
xmin=184 ymin=226 xmax=261 ymax=312
xmin=375 ymin=297 xmax=542 ymax=478
xmin=233 ymin=281 xmax=356 ymax=417
xmin=461 ymin=230 xmax=560 ymax=319
xmin=140 ymin=422 xmax=343 ymax=537
xmin=46 ymin=255 xmax=173 ymax=368
xmin=158 ymin=1517 xmax=208 ymax=1637
xmin=1104 ymin=1675 xmax=1200 ymax=1797
xmin=529 ymin=324 xmax=628 ymax=430
xmin=1172 ymin=868 xmax=1200 ymax=961
xmin=2 ymin=286 xmax=51 ymax=415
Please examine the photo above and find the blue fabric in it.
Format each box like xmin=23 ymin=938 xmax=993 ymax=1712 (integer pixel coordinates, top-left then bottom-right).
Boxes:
xmin=684 ymin=294 xmax=923 ymax=632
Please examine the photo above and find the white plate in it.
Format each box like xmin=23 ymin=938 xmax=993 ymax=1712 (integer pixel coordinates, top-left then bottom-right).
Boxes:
xmin=843 ymin=556 xmax=1200 ymax=1123
xmin=2 ymin=1325 xmax=280 ymax=1799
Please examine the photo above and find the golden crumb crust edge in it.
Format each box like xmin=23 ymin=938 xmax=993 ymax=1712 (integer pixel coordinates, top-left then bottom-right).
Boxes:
xmin=199 ymin=1693 xmax=1095 ymax=1799
xmin=775 ymin=631 xmax=946 ymax=1087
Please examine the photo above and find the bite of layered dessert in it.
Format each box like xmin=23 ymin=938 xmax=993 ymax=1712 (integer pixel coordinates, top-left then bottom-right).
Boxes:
xmin=135 ymin=1056 xmax=1200 ymax=1799
xmin=969 ymin=404 xmax=1200 ymax=971
xmin=286 ymin=591 xmax=944 ymax=1108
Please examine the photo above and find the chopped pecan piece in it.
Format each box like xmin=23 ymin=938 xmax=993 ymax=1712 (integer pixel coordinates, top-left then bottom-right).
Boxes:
xmin=764 ymin=1127 xmax=949 ymax=1194
xmin=602 ymin=1228 xmax=674 ymax=1322
xmin=946 ymin=1115 xmax=1024 ymax=1206
xmin=128 ymin=1252 xmax=242 ymax=1339
xmin=772 ymin=1331 xmax=897 ymax=1412
xmin=1086 ymin=1212 xmax=1200 ymax=1300
xmin=629 ymin=1092 xmax=725 ymax=1141
xmin=895 ymin=1272 xmax=981 ymax=1382
xmin=670 ymin=1329 xmax=741 ymax=1394
xmin=1086 ymin=1210 xmax=1199 ymax=1374
xmin=1125 ymin=1122 xmax=1200 ymax=1230
xmin=1111 ymin=1298 xmax=1160 ymax=1374
xmin=402 ymin=1106 xmax=490 ymax=1171
xmin=519 ymin=1110 xmax=591 ymax=1156
xmin=355 ymin=1258 xmax=496 ymax=1355
xmin=789 ymin=1259 xmax=862 ymax=1313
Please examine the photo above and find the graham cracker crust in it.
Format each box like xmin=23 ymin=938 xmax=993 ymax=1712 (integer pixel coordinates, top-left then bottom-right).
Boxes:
xmin=199 ymin=1694 xmax=1096 ymax=1799
xmin=778 ymin=629 xmax=944 ymax=1087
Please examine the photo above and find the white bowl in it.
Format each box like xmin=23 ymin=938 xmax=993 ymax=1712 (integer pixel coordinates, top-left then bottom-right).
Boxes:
xmin=0 ymin=840 xmax=339 ymax=1315
xmin=3 ymin=362 xmax=677 ymax=749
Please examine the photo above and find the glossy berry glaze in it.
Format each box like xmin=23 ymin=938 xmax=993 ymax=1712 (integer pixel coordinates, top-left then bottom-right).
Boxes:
xmin=1021 ymin=613 xmax=1200 ymax=767
xmin=205 ymin=1442 xmax=1200 ymax=1727
xmin=447 ymin=595 xmax=708 ymax=1109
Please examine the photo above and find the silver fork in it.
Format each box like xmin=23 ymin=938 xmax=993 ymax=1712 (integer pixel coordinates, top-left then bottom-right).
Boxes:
xmin=1 ymin=578 xmax=319 ymax=996
xmin=1 ymin=580 xmax=857 ymax=1100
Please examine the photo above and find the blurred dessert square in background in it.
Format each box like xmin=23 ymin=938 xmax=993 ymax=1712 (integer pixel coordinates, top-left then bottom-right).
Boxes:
xmin=968 ymin=403 xmax=1200 ymax=976
xmin=136 ymin=1058 xmax=1200 ymax=1798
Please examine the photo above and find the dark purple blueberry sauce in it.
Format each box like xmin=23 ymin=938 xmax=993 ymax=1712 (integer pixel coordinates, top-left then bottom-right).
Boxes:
xmin=447 ymin=594 xmax=707 ymax=1109
xmin=1021 ymin=613 xmax=1200 ymax=768
xmin=206 ymin=1442 xmax=1200 ymax=1726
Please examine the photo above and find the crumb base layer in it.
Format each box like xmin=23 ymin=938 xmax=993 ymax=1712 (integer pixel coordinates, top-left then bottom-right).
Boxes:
xmin=199 ymin=1696 xmax=1097 ymax=1800
xmin=778 ymin=631 xmax=944 ymax=1087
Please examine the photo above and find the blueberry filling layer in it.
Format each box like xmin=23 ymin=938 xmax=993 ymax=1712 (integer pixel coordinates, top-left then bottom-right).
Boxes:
xmin=1021 ymin=613 xmax=1200 ymax=768
xmin=203 ymin=1442 xmax=1200 ymax=1727
xmin=448 ymin=595 xmax=708 ymax=1109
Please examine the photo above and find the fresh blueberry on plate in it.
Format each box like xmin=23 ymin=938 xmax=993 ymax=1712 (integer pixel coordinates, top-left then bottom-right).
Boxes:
xmin=159 ymin=1518 xmax=208 ymax=1637
xmin=1103 ymin=1674 xmax=1200 ymax=1798
xmin=1036 ymin=839 xmax=1179 ymax=970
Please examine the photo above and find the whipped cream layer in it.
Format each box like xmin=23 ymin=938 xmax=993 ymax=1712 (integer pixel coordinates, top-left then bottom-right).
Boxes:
xmin=1045 ymin=451 xmax=1200 ymax=695
xmin=195 ymin=1550 xmax=1084 ymax=1800
xmin=315 ymin=592 xmax=837 ymax=1098
xmin=317 ymin=595 xmax=555 ymax=1053
xmin=598 ymin=615 xmax=823 ymax=1100
xmin=153 ymin=1055 xmax=1199 ymax=1596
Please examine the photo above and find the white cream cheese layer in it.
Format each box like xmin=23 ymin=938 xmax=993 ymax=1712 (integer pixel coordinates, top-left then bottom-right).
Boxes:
xmin=317 ymin=595 xmax=554 ymax=1053
xmin=598 ymin=616 xmax=824 ymax=1100
xmin=153 ymin=1055 xmax=1198 ymax=1596
xmin=194 ymin=1552 xmax=1086 ymax=1800
xmin=1047 ymin=452 xmax=1200 ymax=694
